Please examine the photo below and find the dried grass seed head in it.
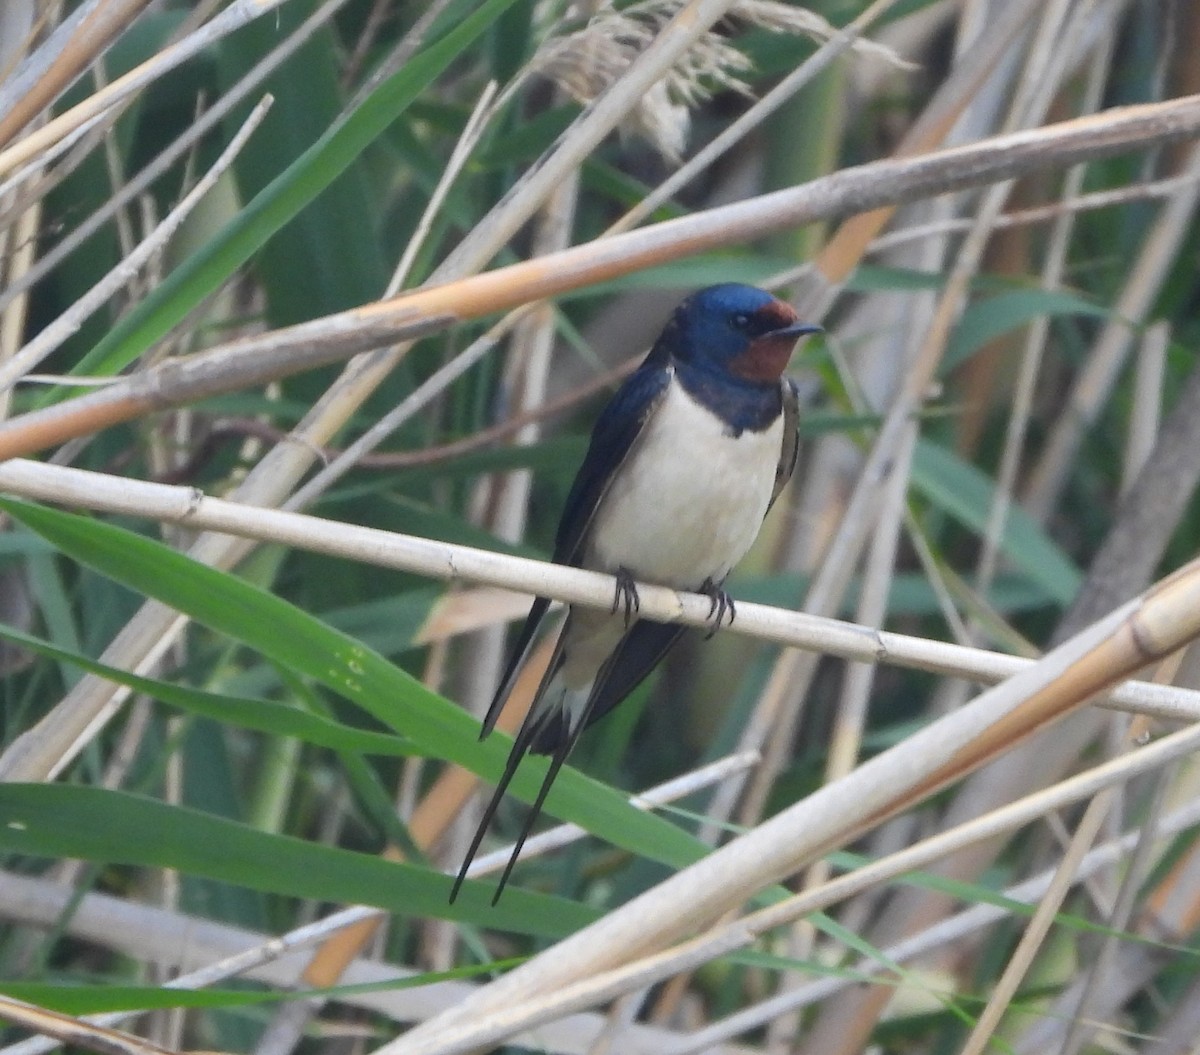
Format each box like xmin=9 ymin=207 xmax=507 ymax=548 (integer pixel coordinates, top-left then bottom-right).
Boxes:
xmin=530 ymin=1 xmax=913 ymax=160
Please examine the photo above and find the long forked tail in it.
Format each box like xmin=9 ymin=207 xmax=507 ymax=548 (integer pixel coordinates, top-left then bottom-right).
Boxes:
xmin=478 ymin=596 xmax=553 ymax=741
xmin=484 ymin=712 xmax=591 ymax=904
xmin=451 ymin=617 xmax=648 ymax=903
xmin=448 ymin=704 xmax=548 ymax=903
xmin=449 ymin=608 xmax=566 ymax=903
xmin=449 ymin=626 xmax=633 ymax=903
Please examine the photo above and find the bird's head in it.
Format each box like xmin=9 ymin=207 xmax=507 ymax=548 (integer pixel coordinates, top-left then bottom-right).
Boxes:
xmin=663 ymin=284 xmax=821 ymax=383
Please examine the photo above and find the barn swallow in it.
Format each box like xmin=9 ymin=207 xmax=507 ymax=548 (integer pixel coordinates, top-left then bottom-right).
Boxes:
xmin=450 ymin=284 xmax=820 ymax=903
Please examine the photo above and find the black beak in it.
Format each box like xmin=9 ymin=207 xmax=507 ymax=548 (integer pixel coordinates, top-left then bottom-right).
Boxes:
xmin=771 ymin=322 xmax=823 ymax=339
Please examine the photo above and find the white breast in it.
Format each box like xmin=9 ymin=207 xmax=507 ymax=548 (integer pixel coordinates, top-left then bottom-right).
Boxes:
xmin=584 ymin=377 xmax=784 ymax=590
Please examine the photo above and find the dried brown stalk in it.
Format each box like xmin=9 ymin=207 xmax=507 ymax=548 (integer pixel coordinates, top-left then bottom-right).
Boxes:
xmin=2 ymin=95 xmax=1199 ymax=462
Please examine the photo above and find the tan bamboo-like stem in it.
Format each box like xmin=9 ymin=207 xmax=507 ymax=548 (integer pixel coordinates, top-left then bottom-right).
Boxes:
xmin=0 ymin=755 xmax=761 ymax=1055
xmin=2 ymin=95 xmax=1199 ymax=461
xmin=1053 ymin=760 xmax=1171 ymax=1055
xmin=958 ymin=789 xmax=1113 ymax=1055
xmin=0 ymin=0 xmax=289 ymax=177
xmin=0 ymin=0 xmax=157 ymax=149
xmin=380 ymin=555 xmax=1200 ymax=1055
xmin=0 ymin=0 xmax=752 ymax=788
xmin=0 ymin=996 xmax=182 ymax=1055
xmin=8 ymin=766 xmax=1200 ymax=1055
xmin=0 ymin=458 xmax=1197 ymax=719
xmin=417 ymin=715 xmax=1200 ymax=1055
xmin=738 ymin=0 xmax=1076 ymax=839
xmin=0 ymin=96 xmax=273 ymax=388
xmin=798 ymin=5 xmax=1112 ymax=1047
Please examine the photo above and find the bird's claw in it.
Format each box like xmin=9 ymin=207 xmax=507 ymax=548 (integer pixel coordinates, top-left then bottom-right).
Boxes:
xmin=700 ymin=577 xmax=735 ymax=639
xmin=611 ymin=566 xmax=641 ymax=628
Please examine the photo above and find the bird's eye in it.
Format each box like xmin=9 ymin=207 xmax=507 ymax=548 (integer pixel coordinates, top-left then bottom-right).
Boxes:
xmin=732 ymin=313 xmax=750 ymax=330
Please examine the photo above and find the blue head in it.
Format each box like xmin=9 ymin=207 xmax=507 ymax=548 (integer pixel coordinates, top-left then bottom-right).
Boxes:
xmin=659 ymin=284 xmax=820 ymax=384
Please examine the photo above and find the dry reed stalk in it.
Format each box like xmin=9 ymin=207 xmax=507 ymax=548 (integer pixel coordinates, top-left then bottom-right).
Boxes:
xmin=837 ymin=346 xmax=1200 ymax=1055
xmin=1022 ymin=140 xmax=1200 ymax=521
xmin=975 ymin=27 xmax=1115 ymax=596
xmin=762 ymin=425 xmax=920 ymax=1047
xmin=0 ymin=996 xmax=185 ymax=1055
xmin=0 ymin=0 xmax=750 ymax=791
xmin=604 ymin=0 xmax=905 ymax=234
xmin=3 ymin=97 xmax=1199 ymax=463
xmin=666 ymin=764 xmax=1200 ymax=1052
xmin=0 ymin=755 xmax=762 ymax=1055
xmin=458 ymin=714 xmax=1200 ymax=1054
xmin=1122 ymin=321 xmax=1169 ymax=493
xmin=253 ymin=84 xmax=524 ymax=1049
xmin=958 ymin=785 xmax=1114 ymax=1055
xmin=252 ymin=677 xmax=535 ymax=1055
xmin=4 ymin=764 xmax=1198 ymax=1055
xmin=380 ymin=554 xmax=1200 ymax=1055
xmin=737 ymin=0 xmax=1081 ymax=844
xmin=0 ymin=96 xmax=274 ymax=388
xmin=794 ymin=11 xmax=1172 ymax=1049
xmin=428 ymin=173 xmax=583 ymax=973
xmin=0 ymin=0 xmax=290 ymax=178
xmin=1051 ymin=764 xmax=1172 ymax=1055
xmin=0 ymin=0 xmax=356 ymax=320
xmin=0 ymin=188 xmax=39 ymax=425
xmin=798 ymin=0 xmax=1043 ymax=308
xmin=4 ymin=456 xmax=1200 ymax=723
xmin=0 ymin=0 xmax=157 ymax=148
xmin=709 ymin=7 xmax=1108 ymax=1040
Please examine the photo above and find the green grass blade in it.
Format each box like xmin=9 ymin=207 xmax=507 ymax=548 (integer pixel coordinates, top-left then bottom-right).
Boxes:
xmin=0 ymin=498 xmax=709 ymax=879
xmin=0 ymin=783 xmax=590 ymax=933
xmin=911 ymin=439 xmax=1081 ymax=606
xmin=0 ymin=962 xmax=524 ymax=1014
xmin=39 ymin=0 xmax=521 ymax=403
xmin=0 ymin=621 xmax=414 ymax=757
xmin=945 ymin=288 xmax=1112 ymax=372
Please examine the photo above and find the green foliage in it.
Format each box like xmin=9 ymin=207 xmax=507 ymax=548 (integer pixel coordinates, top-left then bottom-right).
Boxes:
xmin=0 ymin=621 xmax=416 ymax=757
xmin=0 ymin=782 xmax=589 ymax=934
xmin=6 ymin=3 xmax=1200 ymax=1052
xmin=1 ymin=498 xmax=712 ymax=866
xmin=36 ymin=0 xmax=520 ymax=404
xmin=910 ymin=439 xmax=1081 ymax=605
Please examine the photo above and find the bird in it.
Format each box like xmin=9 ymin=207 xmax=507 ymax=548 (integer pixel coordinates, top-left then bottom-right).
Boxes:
xmin=450 ymin=283 xmax=820 ymax=903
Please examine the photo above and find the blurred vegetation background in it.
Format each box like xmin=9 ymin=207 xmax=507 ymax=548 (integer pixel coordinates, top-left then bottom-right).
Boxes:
xmin=3 ymin=1 xmax=1200 ymax=1054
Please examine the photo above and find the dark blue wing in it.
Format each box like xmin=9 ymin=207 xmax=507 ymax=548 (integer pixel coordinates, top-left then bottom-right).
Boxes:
xmin=479 ymin=352 xmax=672 ymax=738
xmin=770 ymin=378 xmax=800 ymax=511
xmin=552 ymin=351 xmax=673 ymax=565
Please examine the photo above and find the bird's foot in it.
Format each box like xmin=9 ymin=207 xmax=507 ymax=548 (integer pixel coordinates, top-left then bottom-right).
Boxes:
xmin=610 ymin=566 xmax=641 ymax=628
xmin=699 ymin=577 xmax=735 ymax=639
